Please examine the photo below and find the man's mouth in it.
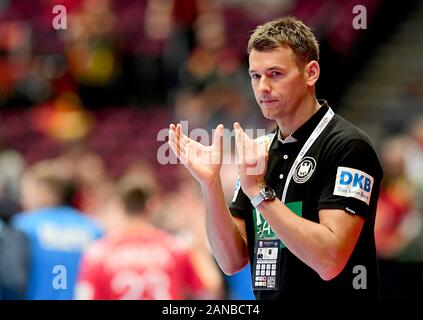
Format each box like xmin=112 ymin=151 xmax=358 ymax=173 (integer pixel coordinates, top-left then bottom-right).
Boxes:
xmin=260 ymin=99 xmax=278 ymax=104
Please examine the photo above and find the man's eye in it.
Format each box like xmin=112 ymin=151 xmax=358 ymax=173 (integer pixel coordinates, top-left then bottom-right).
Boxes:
xmin=270 ymin=71 xmax=282 ymax=77
xmin=251 ymin=74 xmax=260 ymax=79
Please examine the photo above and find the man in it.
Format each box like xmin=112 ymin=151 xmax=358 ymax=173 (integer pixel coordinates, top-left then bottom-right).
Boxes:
xmin=11 ymin=160 xmax=102 ymax=299
xmin=168 ymin=17 xmax=383 ymax=299
xmin=75 ymin=177 xmax=215 ymax=300
xmin=0 ymin=218 xmax=29 ymax=299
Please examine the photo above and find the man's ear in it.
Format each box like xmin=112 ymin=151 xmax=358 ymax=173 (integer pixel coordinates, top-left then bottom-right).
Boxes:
xmin=305 ymin=60 xmax=320 ymax=86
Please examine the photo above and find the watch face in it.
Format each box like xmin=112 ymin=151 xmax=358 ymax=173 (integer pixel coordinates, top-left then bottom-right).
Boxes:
xmin=262 ymin=186 xmax=276 ymax=200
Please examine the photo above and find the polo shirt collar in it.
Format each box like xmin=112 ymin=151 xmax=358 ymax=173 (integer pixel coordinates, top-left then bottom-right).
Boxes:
xmin=278 ymin=131 xmax=297 ymax=144
xmin=271 ymin=100 xmax=330 ymax=150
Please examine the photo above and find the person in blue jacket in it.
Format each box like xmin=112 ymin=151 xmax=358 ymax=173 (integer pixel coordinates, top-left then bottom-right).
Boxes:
xmin=12 ymin=160 xmax=102 ymax=300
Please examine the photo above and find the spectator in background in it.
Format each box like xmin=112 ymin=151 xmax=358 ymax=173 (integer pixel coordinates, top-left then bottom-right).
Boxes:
xmin=375 ymin=135 xmax=418 ymax=258
xmin=376 ymin=133 xmax=423 ymax=299
xmin=94 ymin=159 xmax=161 ymax=234
xmin=11 ymin=160 xmax=102 ymax=300
xmin=0 ymin=137 xmax=29 ymax=300
xmin=75 ymin=176 xmax=219 ymax=300
xmin=71 ymin=150 xmax=114 ymax=218
xmin=404 ymin=116 xmax=423 ymax=213
xmin=0 ymin=218 xmax=29 ymax=300
xmin=180 ymin=11 xmax=239 ymax=88
xmin=0 ymin=136 xmax=26 ymax=222
xmin=63 ymin=0 xmax=121 ymax=108
xmin=395 ymin=118 xmax=423 ymax=260
xmin=55 ymin=145 xmax=115 ymax=223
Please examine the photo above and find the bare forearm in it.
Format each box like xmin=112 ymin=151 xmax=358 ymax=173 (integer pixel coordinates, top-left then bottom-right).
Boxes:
xmin=201 ymin=179 xmax=249 ymax=275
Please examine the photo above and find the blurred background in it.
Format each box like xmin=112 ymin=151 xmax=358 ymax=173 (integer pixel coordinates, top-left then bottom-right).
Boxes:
xmin=0 ymin=0 xmax=422 ymax=300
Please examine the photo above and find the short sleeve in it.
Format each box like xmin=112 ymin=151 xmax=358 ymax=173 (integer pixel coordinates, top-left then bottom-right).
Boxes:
xmin=228 ymin=176 xmax=251 ymax=220
xmin=318 ymin=139 xmax=383 ymax=219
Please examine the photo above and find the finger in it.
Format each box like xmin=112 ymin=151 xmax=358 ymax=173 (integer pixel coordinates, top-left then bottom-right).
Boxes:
xmin=249 ymin=136 xmax=269 ymax=175
xmin=176 ymin=123 xmax=192 ymax=146
xmin=175 ymin=124 xmax=188 ymax=149
xmin=213 ymin=124 xmax=224 ymax=147
xmin=169 ymin=128 xmax=188 ymax=156
xmin=177 ymin=142 xmax=190 ymax=165
xmin=235 ymin=124 xmax=263 ymax=169
xmin=233 ymin=122 xmax=243 ymax=134
xmin=170 ymin=141 xmax=190 ymax=165
xmin=234 ymin=123 xmax=245 ymax=165
xmin=235 ymin=122 xmax=258 ymax=166
xmin=234 ymin=122 xmax=252 ymax=144
xmin=177 ymin=123 xmax=188 ymax=139
xmin=168 ymin=129 xmax=181 ymax=156
xmin=168 ymin=138 xmax=180 ymax=163
xmin=169 ymin=124 xmax=176 ymax=142
xmin=175 ymin=128 xmax=187 ymax=148
xmin=169 ymin=130 xmax=189 ymax=165
xmin=176 ymin=123 xmax=182 ymax=142
xmin=212 ymin=124 xmax=224 ymax=164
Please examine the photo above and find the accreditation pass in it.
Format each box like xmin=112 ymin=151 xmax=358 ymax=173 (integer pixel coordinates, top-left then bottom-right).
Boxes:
xmin=252 ymin=239 xmax=280 ymax=290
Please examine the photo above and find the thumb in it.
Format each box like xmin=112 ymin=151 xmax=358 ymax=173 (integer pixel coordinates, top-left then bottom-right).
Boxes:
xmin=233 ymin=122 xmax=246 ymax=142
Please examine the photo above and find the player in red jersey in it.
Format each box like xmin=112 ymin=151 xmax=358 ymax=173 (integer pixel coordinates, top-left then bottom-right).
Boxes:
xmin=75 ymin=178 xmax=210 ymax=300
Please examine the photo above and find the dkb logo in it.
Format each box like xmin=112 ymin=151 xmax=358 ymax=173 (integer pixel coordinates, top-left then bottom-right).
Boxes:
xmin=339 ymin=170 xmax=371 ymax=192
xmin=333 ymin=167 xmax=374 ymax=205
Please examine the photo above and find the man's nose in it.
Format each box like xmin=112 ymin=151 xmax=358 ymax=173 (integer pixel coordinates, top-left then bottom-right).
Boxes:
xmin=258 ymin=76 xmax=271 ymax=93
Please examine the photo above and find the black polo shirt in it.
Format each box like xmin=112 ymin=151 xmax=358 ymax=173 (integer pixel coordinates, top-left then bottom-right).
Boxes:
xmin=229 ymin=101 xmax=383 ymax=300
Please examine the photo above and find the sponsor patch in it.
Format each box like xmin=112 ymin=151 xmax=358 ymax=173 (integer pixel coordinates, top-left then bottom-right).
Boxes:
xmin=333 ymin=167 xmax=374 ymax=205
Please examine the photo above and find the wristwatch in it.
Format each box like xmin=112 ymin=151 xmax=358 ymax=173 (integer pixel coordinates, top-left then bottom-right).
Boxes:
xmin=251 ymin=185 xmax=277 ymax=208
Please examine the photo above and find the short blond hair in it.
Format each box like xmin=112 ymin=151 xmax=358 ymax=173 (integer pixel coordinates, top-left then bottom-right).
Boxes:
xmin=247 ymin=17 xmax=319 ymax=68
